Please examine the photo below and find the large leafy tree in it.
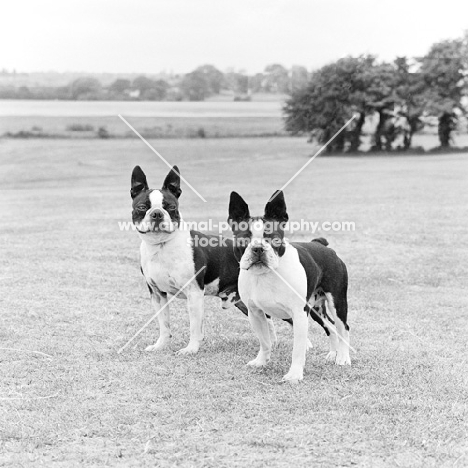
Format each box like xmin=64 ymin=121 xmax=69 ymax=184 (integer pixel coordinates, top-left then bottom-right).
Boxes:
xmin=225 ymin=71 xmax=249 ymax=95
xmin=193 ymin=65 xmax=224 ymax=94
xmin=290 ymin=66 xmax=309 ymax=93
xmin=420 ymin=39 xmax=466 ymax=147
xmin=392 ymin=57 xmax=427 ymax=149
xmin=284 ymin=56 xmax=380 ymax=152
xmin=69 ymin=77 xmax=102 ymax=100
xmin=109 ymin=78 xmax=131 ymax=98
xmin=132 ymin=76 xmax=154 ymax=94
xmin=264 ymin=64 xmax=290 ymax=93
xmin=250 ymin=73 xmax=264 ymax=93
xmin=132 ymin=76 xmax=169 ymax=101
xmin=180 ymin=72 xmax=210 ymax=101
xmin=180 ymin=65 xmax=224 ymax=101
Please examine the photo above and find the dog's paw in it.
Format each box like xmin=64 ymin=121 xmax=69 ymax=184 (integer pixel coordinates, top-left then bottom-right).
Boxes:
xmin=175 ymin=344 xmax=200 ymax=355
xmin=325 ymin=351 xmax=337 ymax=362
xmin=247 ymin=356 xmax=268 ymax=367
xmin=282 ymin=368 xmax=303 ymax=384
xmin=335 ymin=352 xmax=351 ymax=366
xmin=145 ymin=339 xmax=170 ymax=352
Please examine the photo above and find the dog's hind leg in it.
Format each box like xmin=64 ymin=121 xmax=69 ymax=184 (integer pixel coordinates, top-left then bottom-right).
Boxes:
xmin=146 ymin=294 xmax=172 ymax=351
xmin=325 ymin=292 xmax=351 ymax=366
xmin=307 ymin=297 xmax=337 ymax=359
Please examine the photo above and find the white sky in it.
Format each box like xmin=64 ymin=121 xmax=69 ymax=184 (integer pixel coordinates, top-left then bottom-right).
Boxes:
xmin=1 ymin=0 xmax=467 ymax=74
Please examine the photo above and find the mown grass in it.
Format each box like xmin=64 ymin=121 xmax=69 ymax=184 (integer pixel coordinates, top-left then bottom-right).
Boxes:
xmin=1 ymin=138 xmax=467 ymax=467
xmin=0 ymin=116 xmax=286 ymax=139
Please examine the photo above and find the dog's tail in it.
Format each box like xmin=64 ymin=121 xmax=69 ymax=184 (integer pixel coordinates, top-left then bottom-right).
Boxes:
xmin=311 ymin=237 xmax=329 ymax=247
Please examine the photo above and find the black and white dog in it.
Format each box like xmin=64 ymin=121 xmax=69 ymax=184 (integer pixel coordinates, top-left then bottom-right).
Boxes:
xmin=228 ymin=190 xmax=351 ymax=382
xmin=130 ymin=165 xmax=269 ymax=354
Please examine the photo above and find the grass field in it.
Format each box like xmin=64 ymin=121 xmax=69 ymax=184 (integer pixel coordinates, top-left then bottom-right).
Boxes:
xmin=1 ymin=137 xmax=467 ymax=467
xmin=0 ymin=100 xmax=286 ymax=139
xmin=0 ymin=115 xmax=286 ymax=139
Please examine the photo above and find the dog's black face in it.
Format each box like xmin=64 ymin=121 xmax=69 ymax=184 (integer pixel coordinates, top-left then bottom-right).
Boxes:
xmin=228 ymin=190 xmax=289 ymax=272
xmin=130 ymin=165 xmax=182 ymax=234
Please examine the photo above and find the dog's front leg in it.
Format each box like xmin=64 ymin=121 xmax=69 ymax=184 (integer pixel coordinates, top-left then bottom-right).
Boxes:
xmin=146 ymin=294 xmax=171 ymax=351
xmin=176 ymin=288 xmax=204 ymax=355
xmin=247 ymin=305 xmax=272 ymax=367
xmin=266 ymin=316 xmax=278 ymax=346
xmin=283 ymin=308 xmax=308 ymax=383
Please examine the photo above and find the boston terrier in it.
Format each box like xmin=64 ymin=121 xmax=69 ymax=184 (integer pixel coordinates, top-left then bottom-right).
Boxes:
xmin=228 ymin=190 xmax=351 ymax=383
xmin=130 ymin=165 xmax=278 ymax=354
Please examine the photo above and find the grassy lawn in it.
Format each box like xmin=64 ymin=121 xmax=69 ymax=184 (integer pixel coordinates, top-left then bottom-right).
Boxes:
xmin=0 ymin=115 xmax=286 ymax=139
xmin=1 ymin=137 xmax=467 ymax=467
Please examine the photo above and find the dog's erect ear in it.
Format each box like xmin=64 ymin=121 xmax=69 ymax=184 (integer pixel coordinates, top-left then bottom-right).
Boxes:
xmin=264 ymin=190 xmax=289 ymax=222
xmin=228 ymin=192 xmax=250 ymax=225
xmin=162 ymin=165 xmax=182 ymax=199
xmin=131 ymin=166 xmax=149 ymax=199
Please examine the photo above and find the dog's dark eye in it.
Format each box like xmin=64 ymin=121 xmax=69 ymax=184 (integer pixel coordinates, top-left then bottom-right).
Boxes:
xmin=265 ymin=235 xmax=282 ymax=247
xmin=136 ymin=205 xmax=147 ymax=213
xmin=234 ymin=236 xmax=250 ymax=248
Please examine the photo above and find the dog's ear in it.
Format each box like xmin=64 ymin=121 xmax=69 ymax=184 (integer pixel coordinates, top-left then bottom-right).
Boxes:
xmin=264 ymin=190 xmax=289 ymax=222
xmin=131 ymin=166 xmax=149 ymax=199
xmin=162 ymin=165 xmax=182 ymax=199
xmin=228 ymin=192 xmax=250 ymax=225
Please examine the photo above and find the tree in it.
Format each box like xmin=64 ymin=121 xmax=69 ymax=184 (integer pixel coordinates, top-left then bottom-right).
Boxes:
xmin=290 ymin=65 xmax=309 ymax=93
xmin=144 ymin=80 xmax=169 ymax=101
xmin=69 ymin=77 xmax=102 ymax=100
xmin=391 ymin=57 xmax=427 ymax=149
xmin=365 ymin=61 xmax=400 ymax=150
xmin=180 ymin=71 xmax=210 ymax=101
xmin=420 ymin=39 xmax=466 ymax=147
xmin=250 ymin=73 xmax=264 ymax=93
xmin=179 ymin=65 xmax=224 ymax=101
xmin=284 ymin=56 xmax=380 ymax=152
xmin=193 ymin=65 xmax=224 ymax=94
xmin=264 ymin=64 xmax=290 ymax=93
xmin=109 ymin=79 xmax=131 ymax=94
xmin=132 ymin=76 xmax=154 ymax=95
xmin=132 ymin=76 xmax=169 ymax=101
xmin=225 ymin=71 xmax=249 ymax=95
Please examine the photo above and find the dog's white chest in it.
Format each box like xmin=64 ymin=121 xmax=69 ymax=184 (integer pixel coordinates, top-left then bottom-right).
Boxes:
xmin=238 ymin=245 xmax=307 ymax=319
xmin=140 ymin=230 xmax=195 ymax=297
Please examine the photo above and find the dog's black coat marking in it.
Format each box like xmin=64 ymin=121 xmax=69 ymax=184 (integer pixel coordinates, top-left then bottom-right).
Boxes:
xmin=189 ymin=231 xmax=248 ymax=316
xmin=312 ymin=237 xmax=329 ymax=247
xmin=293 ymin=240 xmax=349 ymax=332
xmin=190 ymin=231 xmax=236 ymax=288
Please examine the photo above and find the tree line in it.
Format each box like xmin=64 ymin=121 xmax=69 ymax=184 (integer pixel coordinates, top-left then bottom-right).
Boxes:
xmin=0 ymin=64 xmax=308 ymax=102
xmin=284 ymin=35 xmax=468 ymax=150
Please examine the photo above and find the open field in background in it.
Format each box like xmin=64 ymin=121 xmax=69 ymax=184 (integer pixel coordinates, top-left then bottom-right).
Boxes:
xmin=1 ymin=100 xmax=468 ymax=150
xmin=2 ymin=113 xmax=468 ymax=151
xmin=0 ymin=100 xmax=287 ymax=139
xmin=0 ymin=115 xmax=287 ymax=139
xmin=0 ymin=98 xmax=463 ymax=142
xmin=1 ymin=137 xmax=467 ymax=466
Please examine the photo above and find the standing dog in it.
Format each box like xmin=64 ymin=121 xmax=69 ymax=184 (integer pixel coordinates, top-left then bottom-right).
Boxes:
xmin=228 ymin=190 xmax=351 ymax=382
xmin=131 ymin=165 xmax=250 ymax=354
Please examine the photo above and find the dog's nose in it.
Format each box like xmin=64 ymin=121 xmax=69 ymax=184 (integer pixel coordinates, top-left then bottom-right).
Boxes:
xmin=151 ymin=211 xmax=163 ymax=220
xmin=251 ymin=245 xmax=264 ymax=255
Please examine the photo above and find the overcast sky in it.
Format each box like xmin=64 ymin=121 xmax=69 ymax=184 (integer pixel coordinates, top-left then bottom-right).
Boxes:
xmin=1 ymin=0 xmax=467 ymax=74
